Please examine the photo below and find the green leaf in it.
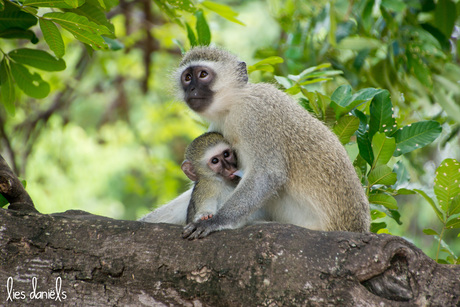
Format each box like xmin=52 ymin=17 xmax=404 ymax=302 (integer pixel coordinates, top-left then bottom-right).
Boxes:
xmin=337 ymin=37 xmax=383 ymax=51
xmin=201 ymin=1 xmax=244 ymax=26
xmin=414 ymin=189 xmax=444 ymax=223
xmin=39 ymin=19 xmax=65 ymax=58
xmin=371 ymin=209 xmax=386 ymax=220
xmin=23 ymin=0 xmax=84 ymax=8
xmin=0 ymin=28 xmax=38 ymax=43
xmin=69 ymin=2 xmax=115 ymax=35
xmin=0 ymin=0 xmax=4 ymax=11
xmin=10 ymin=62 xmax=50 ymax=99
xmin=0 ymin=194 xmax=8 ymax=207
xmin=407 ymin=47 xmax=432 ymax=87
xmin=368 ymin=165 xmax=397 ymax=186
xmin=354 ymin=109 xmax=374 ymax=166
xmin=369 ymin=193 xmax=398 ymax=210
xmin=0 ymin=59 xmax=15 ymax=116
xmin=371 ymin=132 xmax=396 ymax=168
xmin=103 ymin=37 xmax=123 ymax=50
xmin=393 ymin=120 xmax=442 ymax=157
xmin=449 ymin=195 xmax=460 ymax=216
xmin=0 ymin=1 xmax=37 ymax=32
xmin=248 ymin=56 xmax=284 ymax=74
xmin=195 ymin=10 xmax=211 ymax=46
xmin=434 ymin=159 xmax=460 ymax=212
xmin=370 ymin=222 xmax=387 ymax=233
xmin=9 ymin=48 xmax=66 ymax=71
xmin=185 ymin=23 xmax=197 ymax=47
xmin=331 ymin=86 xmax=384 ymax=118
xmin=369 ymin=90 xmax=397 ymax=138
xmin=333 ymin=115 xmax=360 ymax=145
xmin=434 ymin=0 xmax=457 ymax=38
xmin=423 ymin=228 xmax=439 ymax=236
xmin=44 ymin=12 xmax=110 ymax=49
xmin=64 ymin=0 xmax=84 ymax=8
xmin=274 ymin=76 xmax=292 ymax=90
xmin=168 ymin=0 xmax=195 ymax=13
xmin=446 ymin=214 xmax=460 ymax=229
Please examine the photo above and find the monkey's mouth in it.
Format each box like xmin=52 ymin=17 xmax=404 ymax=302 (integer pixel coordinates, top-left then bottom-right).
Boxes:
xmin=186 ymin=98 xmax=209 ymax=112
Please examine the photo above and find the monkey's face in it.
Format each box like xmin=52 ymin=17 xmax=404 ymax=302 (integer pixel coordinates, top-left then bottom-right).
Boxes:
xmin=180 ymin=65 xmax=215 ymax=112
xmin=206 ymin=144 xmax=240 ymax=184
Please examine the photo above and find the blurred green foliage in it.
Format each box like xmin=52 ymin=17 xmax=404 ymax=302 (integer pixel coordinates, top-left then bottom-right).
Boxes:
xmin=0 ymin=0 xmax=459 ymax=262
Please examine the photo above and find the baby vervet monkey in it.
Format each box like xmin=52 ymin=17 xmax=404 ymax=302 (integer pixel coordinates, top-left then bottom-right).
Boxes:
xmin=138 ymin=132 xmax=243 ymax=225
xmin=176 ymin=46 xmax=370 ymax=240
xmin=181 ymin=132 xmax=243 ymax=224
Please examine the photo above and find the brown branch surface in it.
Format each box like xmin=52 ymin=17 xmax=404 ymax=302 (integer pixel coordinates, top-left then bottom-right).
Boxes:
xmin=0 ymin=208 xmax=458 ymax=306
xmin=0 ymin=155 xmax=36 ymax=212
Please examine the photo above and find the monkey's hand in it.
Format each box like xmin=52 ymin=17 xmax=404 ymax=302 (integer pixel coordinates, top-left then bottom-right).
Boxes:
xmin=182 ymin=218 xmax=221 ymax=240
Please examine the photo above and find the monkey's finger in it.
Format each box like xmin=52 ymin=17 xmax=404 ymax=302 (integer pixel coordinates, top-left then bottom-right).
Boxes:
xmin=182 ymin=223 xmax=197 ymax=238
xmin=198 ymin=228 xmax=213 ymax=239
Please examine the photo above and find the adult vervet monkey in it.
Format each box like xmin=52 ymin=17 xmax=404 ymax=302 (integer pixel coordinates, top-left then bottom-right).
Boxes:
xmin=175 ymin=46 xmax=370 ymax=240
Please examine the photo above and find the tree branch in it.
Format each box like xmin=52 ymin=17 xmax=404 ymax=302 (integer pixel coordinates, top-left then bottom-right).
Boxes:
xmin=0 ymin=208 xmax=458 ymax=306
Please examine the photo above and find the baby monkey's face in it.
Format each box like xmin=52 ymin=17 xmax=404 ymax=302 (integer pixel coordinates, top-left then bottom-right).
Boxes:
xmin=205 ymin=143 xmax=241 ymax=184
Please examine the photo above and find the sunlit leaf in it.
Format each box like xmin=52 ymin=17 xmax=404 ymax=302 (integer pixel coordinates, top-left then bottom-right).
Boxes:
xmin=434 ymin=159 xmax=460 ymax=212
xmin=70 ymin=2 xmax=115 ymax=35
xmin=168 ymin=0 xmax=195 ymax=13
xmin=39 ymin=19 xmax=65 ymax=58
xmin=23 ymin=0 xmax=84 ymax=8
xmin=371 ymin=132 xmax=396 ymax=168
xmin=185 ymin=23 xmax=197 ymax=47
xmin=369 ymin=193 xmax=398 ymax=210
xmin=195 ymin=10 xmax=210 ymax=46
xmin=337 ymin=36 xmax=383 ymax=51
xmin=9 ymin=48 xmax=66 ymax=71
xmin=393 ymin=120 xmax=442 ymax=157
xmin=44 ymin=12 xmax=109 ymax=50
xmin=368 ymin=165 xmax=397 ymax=186
xmin=423 ymin=228 xmax=439 ymax=236
xmin=201 ymin=1 xmax=244 ymax=26
xmin=10 ymin=62 xmax=50 ymax=99
xmin=333 ymin=115 xmax=360 ymax=145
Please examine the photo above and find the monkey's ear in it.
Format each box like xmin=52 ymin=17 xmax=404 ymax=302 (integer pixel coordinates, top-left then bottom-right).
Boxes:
xmin=238 ymin=62 xmax=249 ymax=83
xmin=181 ymin=160 xmax=198 ymax=181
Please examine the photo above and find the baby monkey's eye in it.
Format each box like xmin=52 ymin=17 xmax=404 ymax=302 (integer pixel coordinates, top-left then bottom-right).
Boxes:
xmin=223 ymin=151 xmax=230 ymax=158
xmin=211 ymin=158 xmax=219 ymax=164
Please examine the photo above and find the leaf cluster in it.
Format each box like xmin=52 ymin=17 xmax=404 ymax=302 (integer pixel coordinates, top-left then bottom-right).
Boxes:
xmin=0 ymin=0 xmax=118 ymax=115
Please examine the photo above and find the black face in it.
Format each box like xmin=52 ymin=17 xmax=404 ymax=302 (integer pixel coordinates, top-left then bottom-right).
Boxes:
xmin=181 ymin=65 xmax=215 ymax=112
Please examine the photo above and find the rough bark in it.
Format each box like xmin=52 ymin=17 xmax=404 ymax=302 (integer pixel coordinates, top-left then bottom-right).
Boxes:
xmin=0 ymin=155 xmax=459 ymax=306
xmin=0 ymin=208 xmax=459 ymax=306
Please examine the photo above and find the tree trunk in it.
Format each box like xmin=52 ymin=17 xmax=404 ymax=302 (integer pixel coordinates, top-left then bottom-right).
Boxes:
xmin=1 ymin=154 xmax=459 ymax=306
xmin=0 ymin=208 xmax=459 ymax=306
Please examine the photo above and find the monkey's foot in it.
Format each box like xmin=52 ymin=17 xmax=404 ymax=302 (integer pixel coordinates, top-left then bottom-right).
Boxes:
xmin=182 ymin=218 xmax=219 ymax=240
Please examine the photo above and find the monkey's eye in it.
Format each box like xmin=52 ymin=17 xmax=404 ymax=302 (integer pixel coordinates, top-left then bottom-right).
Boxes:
xmin=223 ymin=151 xmax=230 ymax=158
xmin=184 ymin=74 xmax=192 ymax=82
xmin=199 ymin=71 xmax=208 ymax=78
xmin=211 ymin=158 xmax=219 ymax=164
